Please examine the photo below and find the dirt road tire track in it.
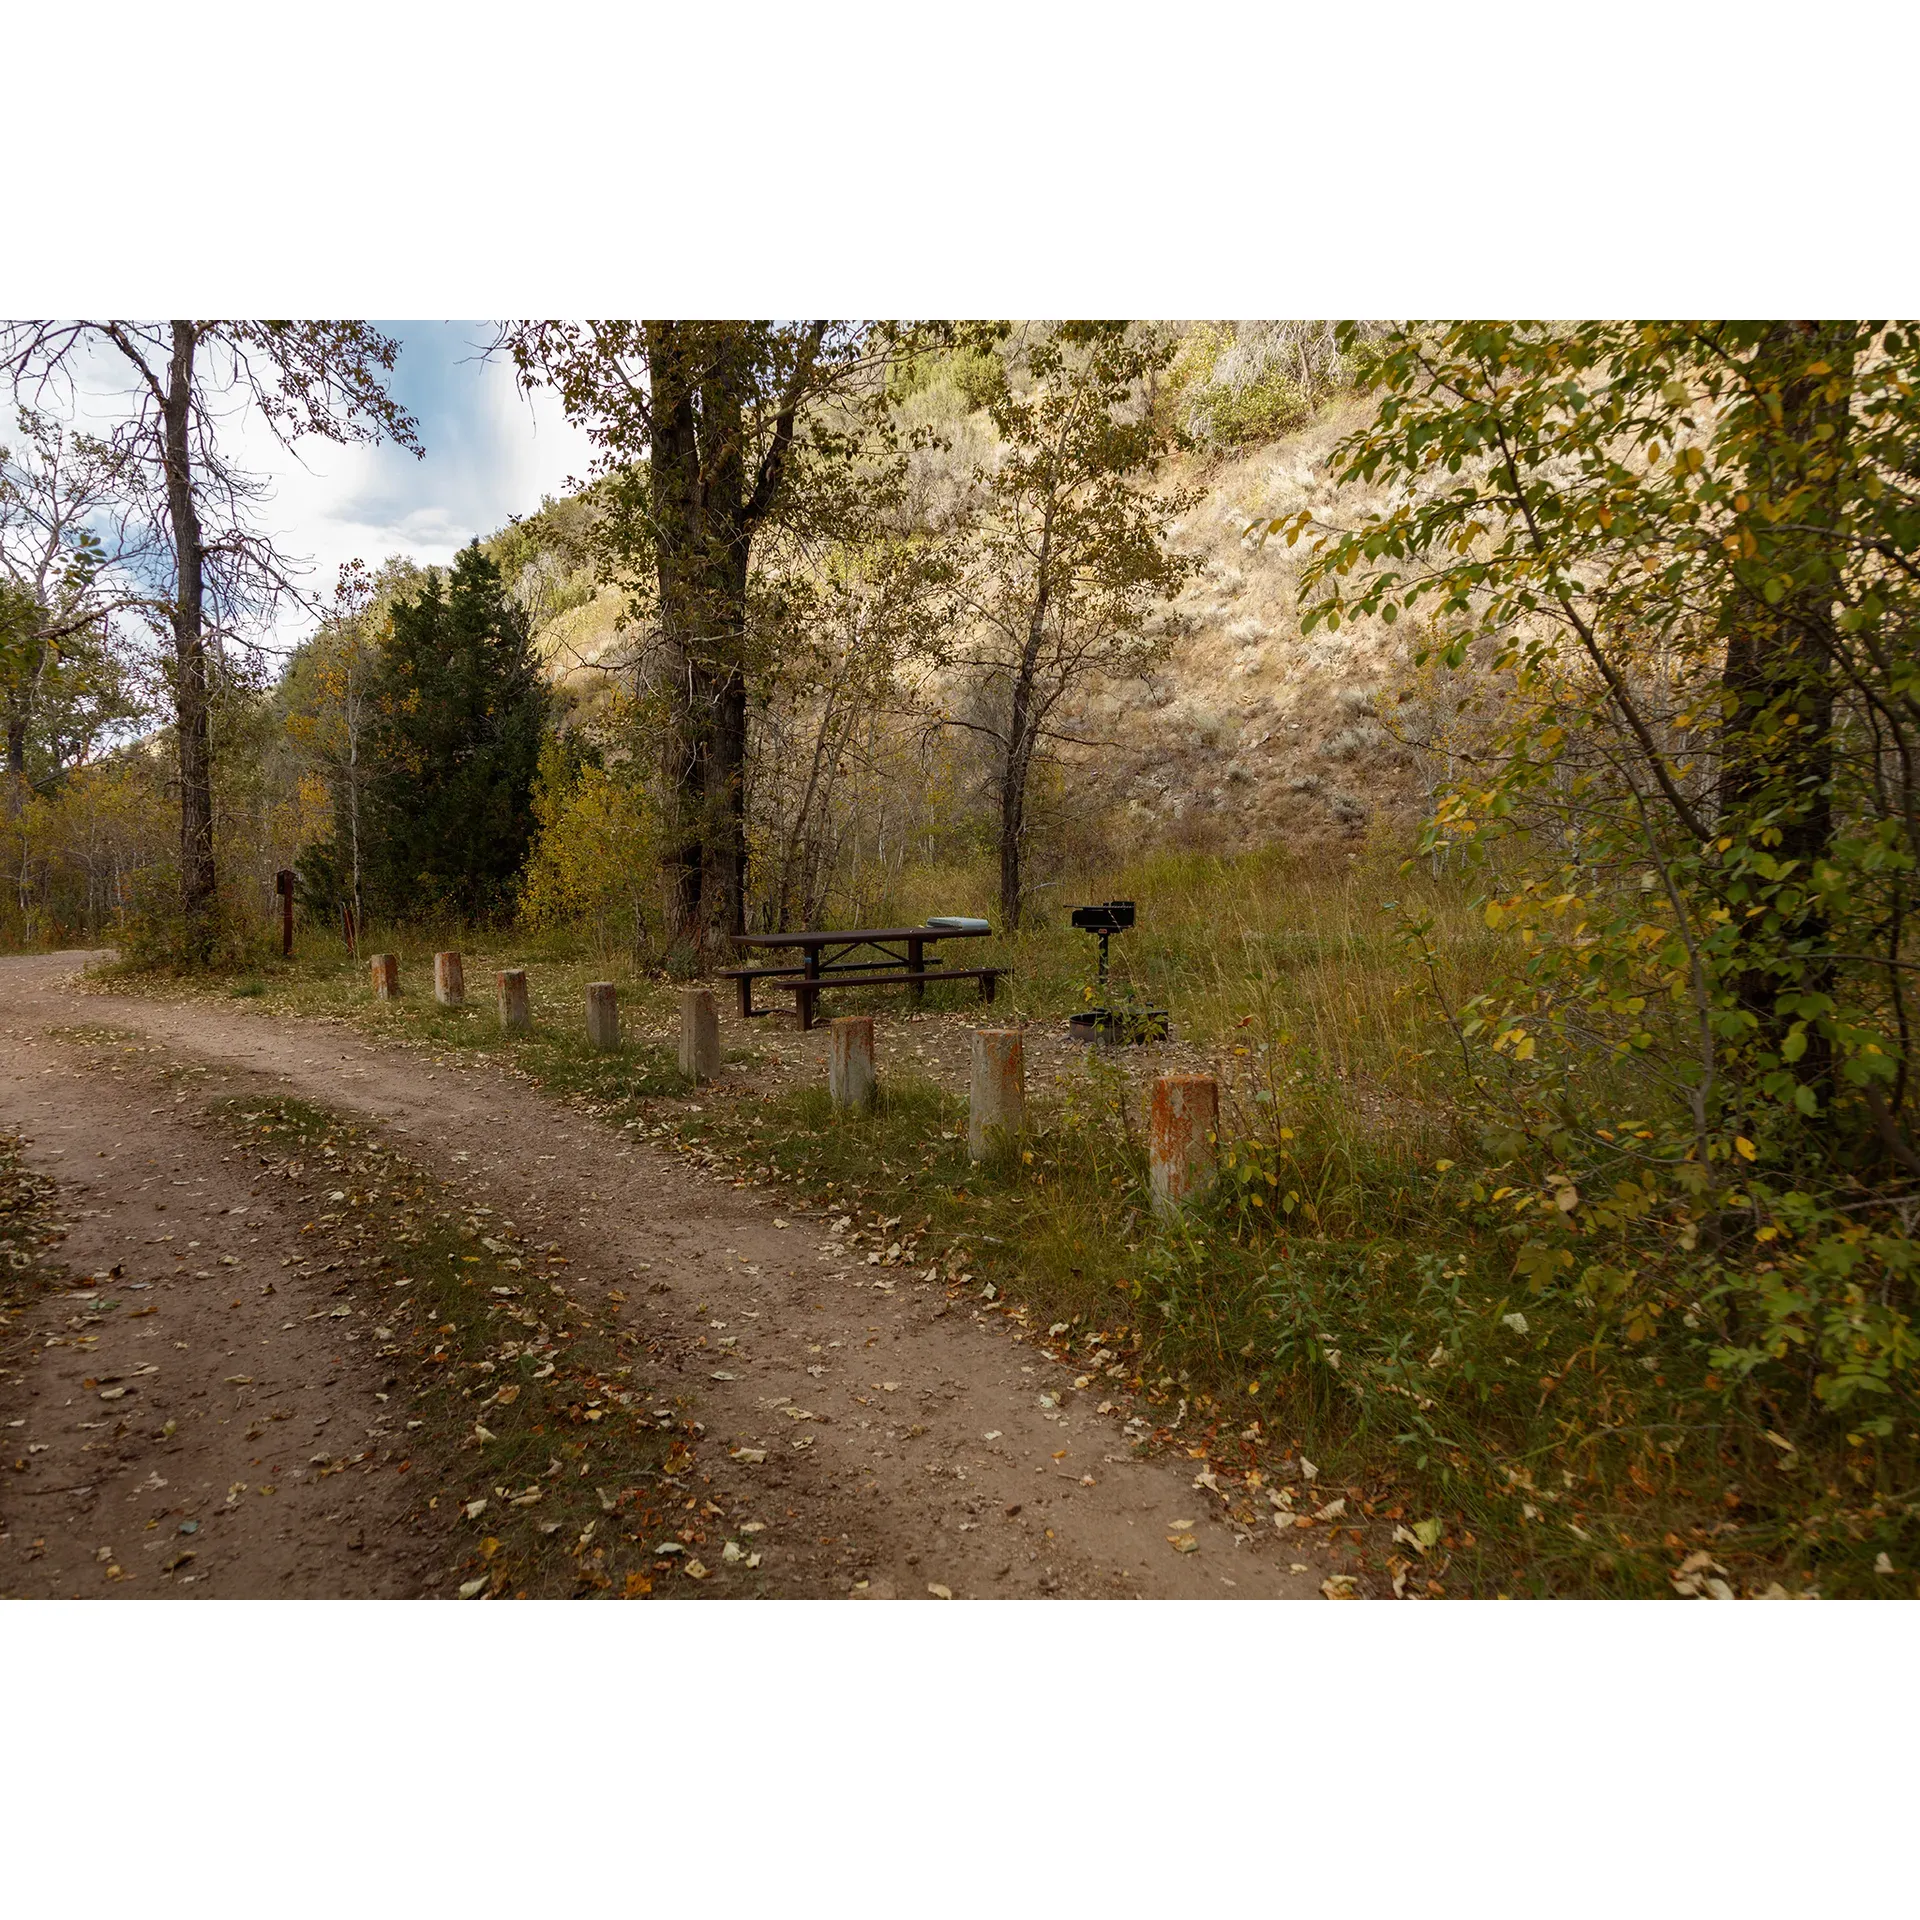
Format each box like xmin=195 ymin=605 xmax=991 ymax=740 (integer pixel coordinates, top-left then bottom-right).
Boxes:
xmin=3 ymin=952 xmax=1331 ymax=1599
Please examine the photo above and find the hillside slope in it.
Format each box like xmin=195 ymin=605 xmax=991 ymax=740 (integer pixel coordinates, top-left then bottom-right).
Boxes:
xmin=1065 ymin=397 xmax=1426 ymax=857
xmin=503 ymin=387 xmax=1429 ymax=861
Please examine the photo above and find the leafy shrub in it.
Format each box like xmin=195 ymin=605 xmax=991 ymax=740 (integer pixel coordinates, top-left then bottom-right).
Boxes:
xmin=518 ymin=752 xmax=659 ymax=966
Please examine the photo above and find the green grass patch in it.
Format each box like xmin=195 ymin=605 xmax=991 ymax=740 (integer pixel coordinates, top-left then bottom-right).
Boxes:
xmin=662 ymin=1053 xmax=1913 ymax=1598
xmin=206 ymin=1092 xmax=717 ymax=1598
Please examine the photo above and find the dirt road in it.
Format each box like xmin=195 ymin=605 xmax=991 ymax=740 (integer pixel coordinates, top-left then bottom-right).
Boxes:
xmin=1 ymin=951 xmax=1333 ymax=1599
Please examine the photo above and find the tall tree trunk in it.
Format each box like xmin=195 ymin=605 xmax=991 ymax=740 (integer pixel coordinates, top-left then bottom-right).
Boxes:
xmin=1716 ymin=321 xmax=1856 ymax=1103
xmin=999 ymin=506 xmax=1054 ymax=934
xmin=162 ymin=321 xmax=216 ymax=956
xmin=998 ymin=760 xmax=1025 ymax=933
xmin=5 ymin=707 xmax=26 ymax=816
xmin=648 ymin=324 xmax=755 ymax=960
xmin=5 ymin=627 xmax=47 ymax=817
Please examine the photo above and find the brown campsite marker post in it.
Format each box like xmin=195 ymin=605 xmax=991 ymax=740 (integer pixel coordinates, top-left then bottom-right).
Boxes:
xmin=678 ymin=988 xmax=720 ymax=1084
xmin=828 ymin=1016 xmax=876 ymax=1113
xmin=274 ymin=869 xmax=295 ymax=957
xmin=1150 ymin=1073 xmax=1218 ymax=1216
xmin=496 ymin=968 xmax=530 ymax=1032
xmin=968 ymin=1028 xmax=1026 ymax=1163
xmin=586 ymin=981 xmax=620 ymax=1050
xmin=434 ymin=951 xmax=465 ymax=1006
xmin=369 ymin=953 xmax=399 ymax=1000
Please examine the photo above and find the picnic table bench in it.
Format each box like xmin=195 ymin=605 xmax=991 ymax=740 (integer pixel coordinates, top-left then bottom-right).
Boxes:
xmin=722 ymin=922 xmax=1002 ymax=1032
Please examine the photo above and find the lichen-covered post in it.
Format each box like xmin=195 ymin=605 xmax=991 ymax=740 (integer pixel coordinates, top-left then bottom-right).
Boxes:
xmin=828 ymin=1015 xmax=876 ymax=1113
xmin=585 ymin=980 xmax=620 ymax=1050
xmin=369 ymin=953 xmax=399 ymax=1000
xmin=968 ymin=1028 xmax=1026 ymax=1163
xmin=679 ymin=987 xmax=720 ymax=1084
xmin=496 ymin=967 xmax=530 ymax=1033
xmin=434 ymin=951 xmax=465 ymax=1007
xmin=1150 ymin=1073 xmax=1219 ymax=1216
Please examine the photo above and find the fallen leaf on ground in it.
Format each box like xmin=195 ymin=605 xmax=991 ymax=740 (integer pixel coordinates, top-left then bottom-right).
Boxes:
xmin=927 ymin=1583 xmax=953 ymax=1599
xmin=684 ymin=1558 xmax=709 ymax=1580
xmin=1168 ymin=1534 xmax=1198 ymax=1554
xmin=1321 ymin=1574 xmax=1359 ymax=1599
xmin=457 ymin=1577 xmax=487 ymax=1599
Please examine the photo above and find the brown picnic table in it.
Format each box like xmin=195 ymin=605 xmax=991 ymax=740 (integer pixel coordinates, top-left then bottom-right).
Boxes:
xmin=723 ymin=923 xmax=1001 ymax=1032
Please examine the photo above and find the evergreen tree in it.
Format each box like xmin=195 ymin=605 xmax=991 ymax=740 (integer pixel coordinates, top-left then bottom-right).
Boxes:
xmin=362 ymin=541 xmax=547 ymax=920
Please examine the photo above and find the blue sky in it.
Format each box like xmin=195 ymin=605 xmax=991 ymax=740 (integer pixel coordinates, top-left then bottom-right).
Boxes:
xmin=246 ymin=320 xmax=597 ymax=649
xmin=33 ymin=320 xmax=598 ymax=658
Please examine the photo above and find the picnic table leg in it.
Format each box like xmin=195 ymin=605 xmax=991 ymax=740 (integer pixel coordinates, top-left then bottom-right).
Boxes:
xmin=908 ymin=936 xmax=924 ymax=1005
xmin=980 ymin=972 xmax=997 ymax=1005
xmin=800 ymin=949 xmax=822 ymax=1030
xmin=736 ymin=972 xmax=754 ymax=1019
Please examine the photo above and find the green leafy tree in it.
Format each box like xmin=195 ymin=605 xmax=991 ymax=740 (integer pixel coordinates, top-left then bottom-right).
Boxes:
xmin=361 ymin=541 xmax=548 ymax=921
xmin=499 ymin=320 xmax=928 ymax=958
xmin=1 ymin=322 xmax=419 ymax=958
xmin=934 ymin=322 xmax=1199 ymax=929
xmin=1 ymin=409 xmax=150 ymax=813
xmin=1278 ymin=320 xmax=1920 ymax=1430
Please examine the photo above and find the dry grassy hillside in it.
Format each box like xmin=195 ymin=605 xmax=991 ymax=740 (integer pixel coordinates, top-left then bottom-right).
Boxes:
xmin=1064 ymin=395 xmax=1428 ymax=858
xmin=508 ymin=374 xmax=1433 ymax=865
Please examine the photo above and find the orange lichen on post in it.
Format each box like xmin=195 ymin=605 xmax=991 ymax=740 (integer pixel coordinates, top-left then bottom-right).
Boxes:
xmin=434 ymin=951 xmax=465 ymax=1006
xmin=369 ymin=953 xmax=399 ymax=1000
xmin=828 ymin=1015 xmax=876 ymax=1113
xmin=1150 ymin=1073 xmax=1219 ymax=1216
xmin=496 ymin=967 xmax=530 ymax=1032
xmin=968 ymin=1028 xmax=1026 ymax=1163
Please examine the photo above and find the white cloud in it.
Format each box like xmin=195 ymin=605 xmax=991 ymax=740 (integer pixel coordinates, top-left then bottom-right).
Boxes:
xmin=8 ymin=319 xmax=602 ymax=659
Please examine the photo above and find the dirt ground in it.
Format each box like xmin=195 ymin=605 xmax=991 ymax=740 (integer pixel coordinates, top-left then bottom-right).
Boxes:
xmin=1 ymin=950 xmax=1340 ymax=1600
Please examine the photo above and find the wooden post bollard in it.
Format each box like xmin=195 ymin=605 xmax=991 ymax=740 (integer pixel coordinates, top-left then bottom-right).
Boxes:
xmin=1150 ymin=1073 xmax=1219 ymax=1216
xmin=369 ymin=952 xmax=398 ymax=1000
xmin=434 ymin=951 xmax=465 ymax=1006
xmin=828 ymin=1015 xmax=876 ymax=1113
xmin=678 ymin=987 xmax=720 ymax=1083
xmin=586 ymin=980 xmax=620 ymax=1050
xmin=496 ymin=967 xmax=530 ymax=1033
xmin=968 ymin=1028 xmax=1025 ymax=1163
xmin=275 ymin=869 xmax=295 ymax=958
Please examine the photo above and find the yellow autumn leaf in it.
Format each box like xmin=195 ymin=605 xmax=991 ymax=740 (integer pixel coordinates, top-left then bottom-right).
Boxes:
xmin=1735 ymin=1137 xmax=1757 ymax=1161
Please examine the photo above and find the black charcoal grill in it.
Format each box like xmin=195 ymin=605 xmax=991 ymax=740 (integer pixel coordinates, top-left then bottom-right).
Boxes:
xmin=1067 ymin=899 xmax=1168 ymax=1044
